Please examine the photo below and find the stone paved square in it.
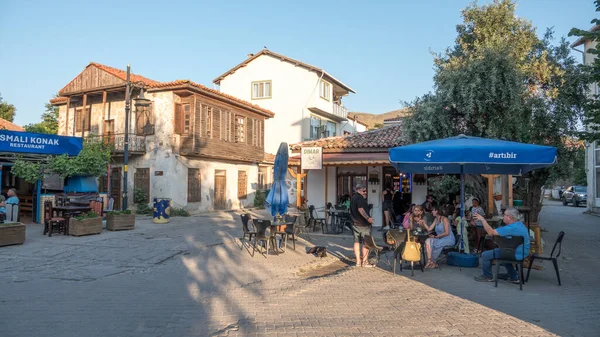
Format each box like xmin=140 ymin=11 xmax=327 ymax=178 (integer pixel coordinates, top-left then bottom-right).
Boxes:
xmin=0 ymin=200 xmax=597 ymax=336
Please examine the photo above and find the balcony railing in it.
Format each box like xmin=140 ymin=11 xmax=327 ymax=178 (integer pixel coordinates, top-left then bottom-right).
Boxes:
xmin=87 ymin=133 xmax=146 ymax=153
xmin=332 ymin=103 xmax=348 ymax=119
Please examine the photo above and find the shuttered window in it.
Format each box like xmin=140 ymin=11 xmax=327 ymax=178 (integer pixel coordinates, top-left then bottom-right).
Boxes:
xmin=187 ymin=168 xmax=201 ymax=202
xmin=75 ymin=108 xmax=91 ymax=132
xmin=136 ymin=103 xmax=154 ymax=135
xmin=235 ymin=115 xmax=245 ymax=143
xmin=134 ymin=168 xmax=150 ymax=203
xmin=238 ymin=171 xmax=247 ymax=199
xmin=174 ymin=103 xmax=182 ymax=134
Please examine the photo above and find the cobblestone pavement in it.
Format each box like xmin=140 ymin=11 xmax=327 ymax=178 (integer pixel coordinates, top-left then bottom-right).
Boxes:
xmin=0 ymin=200 xmax=596 ymax=336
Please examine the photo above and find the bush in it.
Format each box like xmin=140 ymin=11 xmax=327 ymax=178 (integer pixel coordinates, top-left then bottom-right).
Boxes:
xmin=74 ymin=211 xmax=99 ymax=221
xmin=170 ymin=207 xmax=190 ymax=217
xmin=254 ymin=189 xmax=270 ymax=208
xmin=107 ymin=210 xmax=132 ymax=215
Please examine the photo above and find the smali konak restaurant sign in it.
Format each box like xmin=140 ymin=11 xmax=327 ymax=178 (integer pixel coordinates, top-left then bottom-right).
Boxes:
xmin=0 ymin=130 xmax=83 ymax=156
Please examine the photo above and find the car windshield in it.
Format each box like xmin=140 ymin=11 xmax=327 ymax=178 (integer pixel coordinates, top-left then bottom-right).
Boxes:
xmin=574 ymin=186 xmax=587 ymax=193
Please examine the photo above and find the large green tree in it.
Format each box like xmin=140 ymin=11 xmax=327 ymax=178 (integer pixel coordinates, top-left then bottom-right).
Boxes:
xmin=569 ymin=0 xmax=600 ymax=141
xmin=403 ymin=0 xmax=587 ymax=222
xmin=0 ymin=93 xmax=16 ymax=122
xmin=25 ymin=95 xmax=59 ymax=134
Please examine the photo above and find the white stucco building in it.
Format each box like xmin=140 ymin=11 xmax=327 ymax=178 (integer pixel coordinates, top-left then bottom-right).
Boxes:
xmin=571 ymin=26 xmax=600 ymax=214
xmin=213 ymin=49 xmax=360 ymax=155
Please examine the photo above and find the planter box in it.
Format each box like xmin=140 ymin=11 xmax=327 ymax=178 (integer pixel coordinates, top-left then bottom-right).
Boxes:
xmin=106 ymin=213 xmax=135 ymax=231
xmin=69 ymin=217 xmax=102 ymax=236
xmin=0 ymin=223 xmax=26 ymax=247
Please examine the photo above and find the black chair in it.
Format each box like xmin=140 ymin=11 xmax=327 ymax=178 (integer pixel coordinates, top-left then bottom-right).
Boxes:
xmin=277 ymin=215 xmax=298 ymax=251
xmin=363 ymin=235 xmax=388 ymax=267
xmin=491 ymin=235 xmax=526 ymax=290
xmin=252 ymin=219 xmax=278 ymax=258
xmin=308 ymin=205 xmax=326 ymax=233
xmin=437 ymin=233 xmax=462 ymax=270
xmin=240 ymin=214 xmax=256 ymax=252
xmin=526 ymin=231 xmax=565 ymax=286
xmin=386 ymin=230 xmax=407 ymax=274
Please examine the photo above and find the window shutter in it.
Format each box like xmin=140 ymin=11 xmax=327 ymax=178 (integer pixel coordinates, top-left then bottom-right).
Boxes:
xmin=259 ymin=120 xmax=264 ymax=148
xmin=85 ymin=108 xmax=91 ymax=131
xmin=247 ymin=119 xmax=254 ymax=146
xmin=75 ymin=109 xmax=82 ymax=132
xmin=194 ymin=102 xmax=202 ymax=153
xmin=174 ymin=103 xmax=182 ymax=134
xmin=213 ymin=107 xmax=219 ymax=139
xmin=238 ymin=171 xmax=247 ymax=199
xmin=187 ymin=168 xmax=201 ymax=202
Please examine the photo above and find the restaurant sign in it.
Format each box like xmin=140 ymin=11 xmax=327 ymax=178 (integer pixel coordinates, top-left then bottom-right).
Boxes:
xmin=0 ymin=130 xmax=83 ymax=156
xmin=301 ymin=146 xmax=322 ymax=170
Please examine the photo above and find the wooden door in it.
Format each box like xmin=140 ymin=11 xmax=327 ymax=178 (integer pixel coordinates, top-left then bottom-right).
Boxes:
xmin=111 ymin=167 xmax=121 ymax=209
xmin=104 ymin=120 xmax=115 ymax=144
xmin=214 ymin=172 xmax=226 ymax=210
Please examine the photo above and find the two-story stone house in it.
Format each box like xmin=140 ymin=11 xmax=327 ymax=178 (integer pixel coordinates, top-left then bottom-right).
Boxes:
xmin=51 ymin=62 xmax=274 ymax=212
xmin=213 ymin=49 xmax=357 ymax=155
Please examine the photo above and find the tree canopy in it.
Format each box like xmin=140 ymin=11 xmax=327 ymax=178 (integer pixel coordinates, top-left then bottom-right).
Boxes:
xmin=569 ymin=0 xmax=600 ymax=141
xmin=0 ymin=93 xmax=16 ymax=122
xmin=24 ymin=95 xmax=59 ymax=134
xmin=402 ymin=0 xmax=588 ymax=221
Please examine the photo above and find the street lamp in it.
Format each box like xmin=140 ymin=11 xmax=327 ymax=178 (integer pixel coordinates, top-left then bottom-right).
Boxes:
xmin=123 ymin=64 xmax=151 ymax=210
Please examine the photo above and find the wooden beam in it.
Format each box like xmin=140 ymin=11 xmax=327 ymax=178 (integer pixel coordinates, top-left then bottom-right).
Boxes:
xmin=508 ymin=175 xmax=514 ymax=206
xmin=325 ymin=166 xmax=328 ymax=205
xmin=81 ymin=93 xmax=87 ymax=137
xmin=289 ymin=167 xmax=307 ymax=208
xmin=65 ymin=97 xmax=71 ymax=135
xmin=101 ymin=91 xmax=107 ymax=134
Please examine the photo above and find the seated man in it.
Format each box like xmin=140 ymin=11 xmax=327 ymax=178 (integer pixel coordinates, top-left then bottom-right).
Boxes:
xmin=473 ymin=207 xmax=530 ymax=283
xmin=0 ymin=188 xmax=20 ymax=217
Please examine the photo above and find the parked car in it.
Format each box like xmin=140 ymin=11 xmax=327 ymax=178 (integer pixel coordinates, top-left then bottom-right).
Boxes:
xmin=561 ymin=186 xmax=587 ymax=207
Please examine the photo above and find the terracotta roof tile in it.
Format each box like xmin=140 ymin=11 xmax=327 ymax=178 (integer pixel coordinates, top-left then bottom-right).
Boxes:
xmin=0 ymin=118 xmax=25 ymax=132
xmin=262 ymin=152 xmax=300 ymax=165
xmin=150 ymin=80 xmax=275 ymax=118
xmin=290 ymin=124 xmax=406 ymax=151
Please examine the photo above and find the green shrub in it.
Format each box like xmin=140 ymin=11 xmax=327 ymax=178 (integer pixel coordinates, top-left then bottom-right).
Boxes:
xmin=136 ymin=203 xmax=153 ymax=216
xmin=74 ymin=211 xmax=99 ymax=221
xmin=254 ymin=189 xmax=269 ymax=208
xmin=107 ymin=210 xmax=132 ymax=215
xmin=170 ymin=207 xmax=190 ymax=217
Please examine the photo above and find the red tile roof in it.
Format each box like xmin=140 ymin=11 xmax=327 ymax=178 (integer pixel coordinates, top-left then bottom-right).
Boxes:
xmin=383 ymin=116 xmax=405 ymax=122
xmin=150 ymin=80 xmax=274 ymax=118
xmin=0 ymin=118 xmax=25 ymax=132
xmin=262 ymin=152 xmax=300 ymax=165
xmin=51 ymin=63 xmax=275 ymax=117
xmin=290 ymin=125 xmax=405 ymax=152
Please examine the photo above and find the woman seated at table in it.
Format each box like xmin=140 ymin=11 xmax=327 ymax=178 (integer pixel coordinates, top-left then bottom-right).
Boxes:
xmin=421 ymin=205 xmax=455 ymax=269
xmin=407 ymin=205 xmax=429 ymax=230
xmin=339 ymin=194 xmax=350 ymax=209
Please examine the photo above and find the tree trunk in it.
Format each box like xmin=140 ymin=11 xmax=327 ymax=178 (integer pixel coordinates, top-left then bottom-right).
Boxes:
xmin=465 ymin=174 xmax=488 ymax=213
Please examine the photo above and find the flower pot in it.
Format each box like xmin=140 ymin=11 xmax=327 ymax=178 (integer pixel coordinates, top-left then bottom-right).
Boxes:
xmin=106 ymin=213 xmax=135 ymax=231
xmin=69 ymin=217 xmax=102 ymax=236
xmin=0 ymin=223 xmax=25 ymax=247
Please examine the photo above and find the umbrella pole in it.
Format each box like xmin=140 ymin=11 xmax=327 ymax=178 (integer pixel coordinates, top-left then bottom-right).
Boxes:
xmin=460 ymin=167 xmax=465 ymax=252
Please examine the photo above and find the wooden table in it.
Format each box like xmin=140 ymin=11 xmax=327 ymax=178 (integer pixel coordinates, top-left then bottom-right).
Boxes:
xmin=53 ymin=205 xmax=92 ymax=235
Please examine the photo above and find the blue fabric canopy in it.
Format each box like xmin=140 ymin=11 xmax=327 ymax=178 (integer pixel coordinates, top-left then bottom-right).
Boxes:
xmin=389 ymin=135 xmax=557 ymax=252
xmin=389 ymin=135 xmax=557 ymax=175
xmin=266 ymin=142 xmax=289 ymax=216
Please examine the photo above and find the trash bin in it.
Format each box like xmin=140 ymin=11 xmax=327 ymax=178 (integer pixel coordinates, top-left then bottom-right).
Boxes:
xmin=153 ymin=198 xmax=171 ymax=224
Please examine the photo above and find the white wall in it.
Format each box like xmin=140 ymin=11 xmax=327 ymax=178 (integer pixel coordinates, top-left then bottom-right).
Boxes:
xmin=218 ymin=54 xmax=351 ymax=153
xmin=340 ymin=119 xmax=367 ymax=135
xmin=583 ymin=40 xmax=600 ymax=212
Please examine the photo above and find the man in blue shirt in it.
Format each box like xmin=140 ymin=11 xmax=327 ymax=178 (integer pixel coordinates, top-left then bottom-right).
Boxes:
xmin=473 ymin=207 xmax=530 ymax=283
xmin=0 ymin=188 xmax=20 ymax=218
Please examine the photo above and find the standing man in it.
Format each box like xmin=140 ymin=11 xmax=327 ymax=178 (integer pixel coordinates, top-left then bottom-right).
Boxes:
xmin=349 ymin=184 xmax=375 ymax=267
xmin=473 ymin=207 xmax=530 ymax=283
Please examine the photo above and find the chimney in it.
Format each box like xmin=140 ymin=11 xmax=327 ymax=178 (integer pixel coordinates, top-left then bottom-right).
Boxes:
xmin=247 ymin=53 xmax=254 ymax=58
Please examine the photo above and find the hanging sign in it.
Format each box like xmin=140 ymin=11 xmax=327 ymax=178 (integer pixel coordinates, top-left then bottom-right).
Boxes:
xmin=301 ymin=147 xmax=322 ymax=170
xmin=0 ymin=130 xmax=83 ymax=156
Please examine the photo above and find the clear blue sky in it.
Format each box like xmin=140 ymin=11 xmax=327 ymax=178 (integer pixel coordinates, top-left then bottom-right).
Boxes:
xmin=0 ymin=0 xmax=596 ymax=126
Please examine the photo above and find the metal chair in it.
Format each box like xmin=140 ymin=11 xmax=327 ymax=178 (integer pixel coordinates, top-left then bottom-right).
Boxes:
xmin=252 ymin=219 xmax=278 ymax=258
xmin=308 ymin=205 xmax=326 ymax=233
xmin=526 ymin=231 xmax=565 ymax=286
xmin=363 ymin=235 xmax=390 ymax=267
xmin=387 ymin=230 xmax=407 ymax=274
xmin=491 ymin=235 xmax=526 ymax=290
xmin=277 ymin=214 xmax=298 ymax=251
xmin=240 ymin=214 xmax=256 ymax=253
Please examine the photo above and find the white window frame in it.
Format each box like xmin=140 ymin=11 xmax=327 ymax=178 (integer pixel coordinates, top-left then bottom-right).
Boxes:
xmin=320 ymin=80 xmax=331 ymax=101
xmin=310 ymin=116 xmax=321 ymax=140
xmin=251 ymin=80 xmax=272 ymax=99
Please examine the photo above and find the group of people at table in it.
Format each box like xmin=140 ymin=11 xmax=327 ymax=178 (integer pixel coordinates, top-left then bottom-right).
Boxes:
xmin=348 ymin=185 xmax=530 ymax=283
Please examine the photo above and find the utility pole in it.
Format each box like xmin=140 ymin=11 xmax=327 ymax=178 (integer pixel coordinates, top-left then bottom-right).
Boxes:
xmin=123 ymin=64 xmax=131 ymax=210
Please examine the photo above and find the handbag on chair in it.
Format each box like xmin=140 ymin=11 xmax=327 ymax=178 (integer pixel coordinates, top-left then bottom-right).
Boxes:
xmin=402 ymin=230 xmax=422 ymax=262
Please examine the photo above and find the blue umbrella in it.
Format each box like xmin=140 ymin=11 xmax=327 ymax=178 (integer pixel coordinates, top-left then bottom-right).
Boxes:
xmin=266 ymin=142 xmax=289 ymax=216
xmin=389 ymin=134 xmax=557 ymax=251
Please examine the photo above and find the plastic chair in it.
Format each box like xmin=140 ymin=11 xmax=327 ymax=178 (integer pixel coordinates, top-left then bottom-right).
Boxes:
xmin=5 ymin=204 xmax=19 ymax=223
xmin=387 ymin=230 xmax=407 ymax=274
xmin=277 ymin=214 xmax=298 ymax=251
xmin=526 ymin=231 xmax=565 ymax=286
xmin=104 ymin=197 xmax=115 ymax=214
xmin=308 ymin=205 xmax=326 ymax=233
xmin=491 ymin=235 xmax=526 ymax=290
xmin=240 ymin=214 xmax=256 ymax=253
xmin=252 ymin=219 xmax=278 ymax=258
xmin=363 ymin=235 xmax=389 ymax=267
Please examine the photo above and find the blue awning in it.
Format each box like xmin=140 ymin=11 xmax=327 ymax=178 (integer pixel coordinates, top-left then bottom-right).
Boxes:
xmin=389 ymin=135 xmax=557 ymax=175
xmin=0 ymin=130 xmax=83 ymax=157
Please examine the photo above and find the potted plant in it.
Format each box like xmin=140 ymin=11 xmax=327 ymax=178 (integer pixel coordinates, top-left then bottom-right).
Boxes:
xmin=0 ymin=222 xmax=26 ymax=247
xmin=69 ymin=211 xmax=102 ymax=236
xmin=106 ymin=210 xmax=135 ymax=231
